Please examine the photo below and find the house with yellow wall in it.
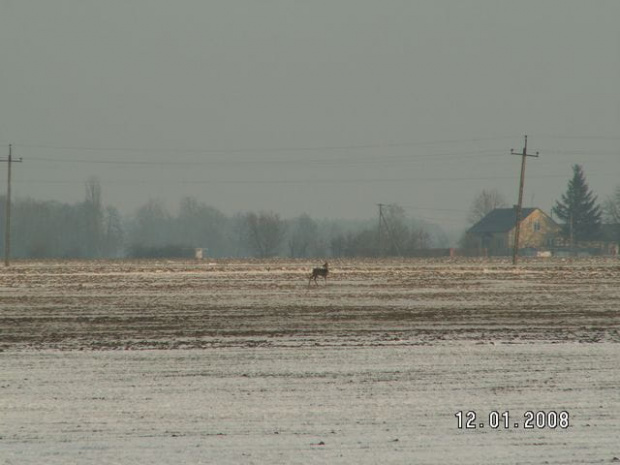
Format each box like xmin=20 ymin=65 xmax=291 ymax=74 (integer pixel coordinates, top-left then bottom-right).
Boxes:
xmin=466 ymin=208 xmax=560 ymax=256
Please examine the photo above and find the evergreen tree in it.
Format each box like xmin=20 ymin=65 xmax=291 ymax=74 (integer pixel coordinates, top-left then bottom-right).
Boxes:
xmin=552 ymin=164 xmax=602 ymax=241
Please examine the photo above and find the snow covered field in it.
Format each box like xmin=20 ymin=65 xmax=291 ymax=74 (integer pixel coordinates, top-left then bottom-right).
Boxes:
xmin=1 ymin=258 xmax=619 ymax=463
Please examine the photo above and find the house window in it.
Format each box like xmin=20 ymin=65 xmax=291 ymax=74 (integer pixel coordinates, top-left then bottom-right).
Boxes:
xmin=533 ymin=221 xmax=541 ymax=232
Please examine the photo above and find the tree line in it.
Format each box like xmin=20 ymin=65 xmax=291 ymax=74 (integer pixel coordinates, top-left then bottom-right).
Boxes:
xmin=0 ymin=178 xmax=447 ymax=259
xmin=2 ymin=165 xmax=617 ymax=259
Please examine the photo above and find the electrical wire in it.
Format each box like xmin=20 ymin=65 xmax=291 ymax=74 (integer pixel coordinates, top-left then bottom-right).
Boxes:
xmin=10 ymin=136 xmax=517 ymax=154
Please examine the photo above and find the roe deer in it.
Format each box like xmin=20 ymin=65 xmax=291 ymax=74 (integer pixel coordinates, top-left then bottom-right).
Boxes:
xmin=309 ymin=262 xmax=329 ymax=286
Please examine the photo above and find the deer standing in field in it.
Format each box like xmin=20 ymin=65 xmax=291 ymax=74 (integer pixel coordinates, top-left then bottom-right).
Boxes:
xmin=308 ymin=262 xmax=329 ymax=286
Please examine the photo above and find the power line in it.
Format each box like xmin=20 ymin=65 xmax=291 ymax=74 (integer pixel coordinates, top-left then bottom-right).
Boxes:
xmin=22 ymin=149 xmax=500 ymax=167
xmin=400 ymin=205 xmax=468 ymax=213
xmin=17 ymin=146 xmax=615 ymax=170
xmin=545 ymin=149 xmax=618 ymax=156
xmin=11 ymin=175 xmax=522 ymax=185
xmin=9 ymin=134 xmax=620 ymax=156
xmin=12 ymin=136 xmax=516 ymax=155
xmin=530 ymin=134 xmax=620 ymax=141
xmin=14 ymin=172 xmax=594 ymax=187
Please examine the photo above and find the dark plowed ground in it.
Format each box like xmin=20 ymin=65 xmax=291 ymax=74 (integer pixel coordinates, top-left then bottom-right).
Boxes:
xmin=1 ymin=258 xmax=619 ymax=350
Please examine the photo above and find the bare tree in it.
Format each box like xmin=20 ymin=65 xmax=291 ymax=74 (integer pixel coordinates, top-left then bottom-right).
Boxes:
xmin=244 ymin=211 xmax=287 ymax=258
xmin=603 ymin=184 xmax=620 ymax=224
xmin=130 ymin=199 xmax=172 ymax=248
xmin=176 ymin=196 xmax=229 ymax=256
xmin=288 ymin=213 xmax=320 ymax=258
xmin=468 ymin=188 xmax=507 ymax=224
xmin=380 ymin=204 xmax=408 ymax=256
xmin=408 ymin=225 xmax=431 ymax=251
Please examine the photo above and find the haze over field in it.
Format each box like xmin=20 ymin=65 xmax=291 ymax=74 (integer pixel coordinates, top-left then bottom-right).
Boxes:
xmin=1 ymin=1 xmax=618 ymax=231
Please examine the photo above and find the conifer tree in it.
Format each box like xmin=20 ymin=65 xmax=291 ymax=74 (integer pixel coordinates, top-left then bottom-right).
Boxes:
xmin=552 ymin=164 xmax=602 ymax=241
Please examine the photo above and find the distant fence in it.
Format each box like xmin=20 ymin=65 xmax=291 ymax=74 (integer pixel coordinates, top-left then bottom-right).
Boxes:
xmin=408 ymin=248 xmax=481 ymax=258
xmin=336 ymin=248 xmax=489 ymax=258
xmin=127 ymin=245 xmax=197 ymax=259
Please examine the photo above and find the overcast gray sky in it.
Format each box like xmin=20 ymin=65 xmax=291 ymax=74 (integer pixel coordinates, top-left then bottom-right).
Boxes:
xmin=1 ymin=0 xmax=618 ymax=232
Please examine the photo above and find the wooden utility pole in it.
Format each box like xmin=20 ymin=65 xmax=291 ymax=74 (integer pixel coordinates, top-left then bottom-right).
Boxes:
xmin=377 ymin=203 xmax=384 ymax=257
xmin=510 ymin=136 xmax=539 ymax=265
xmin=376 ymin=203 xmax=402 ymax=257
xmin=1 ymin=144 xmax=23 ymax=266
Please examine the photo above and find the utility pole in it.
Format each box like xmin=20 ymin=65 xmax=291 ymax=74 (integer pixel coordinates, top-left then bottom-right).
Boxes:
xmin=510 ymin=136 xmax=539 ymax=265
xmin=1 ymin=144 xmax=23 ymax=267
xmin=377 ymin=203 xmax=384 ymax=257
xmin=376 ymin=203 xmax=402 ymax=257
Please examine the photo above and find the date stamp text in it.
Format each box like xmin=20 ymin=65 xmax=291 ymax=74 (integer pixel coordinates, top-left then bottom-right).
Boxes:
xmin=455 ymin=410 xmax=570 ymax=430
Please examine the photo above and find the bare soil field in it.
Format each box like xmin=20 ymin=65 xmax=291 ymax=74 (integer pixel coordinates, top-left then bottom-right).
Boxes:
xmin=1 ymin=258 xmax=619 ymax=463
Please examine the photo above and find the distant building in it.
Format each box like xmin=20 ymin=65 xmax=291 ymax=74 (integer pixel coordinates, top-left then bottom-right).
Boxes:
xmin=466 ymin=208 xmax=560 ymax=256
